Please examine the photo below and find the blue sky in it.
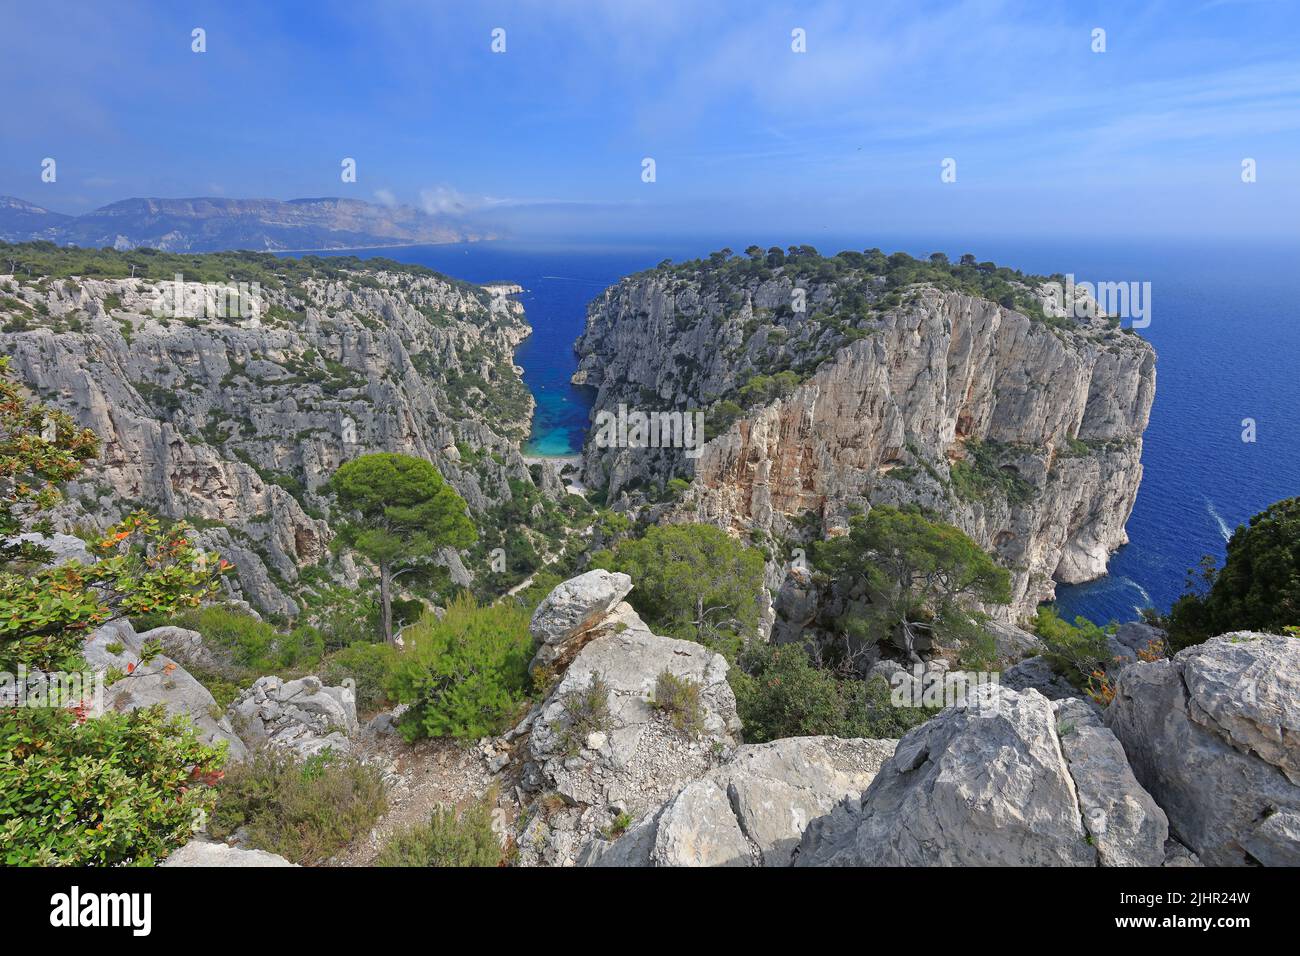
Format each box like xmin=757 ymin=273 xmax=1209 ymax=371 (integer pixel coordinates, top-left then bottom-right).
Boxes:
xmin=2 ymin=0 xmax=1299 ymax=240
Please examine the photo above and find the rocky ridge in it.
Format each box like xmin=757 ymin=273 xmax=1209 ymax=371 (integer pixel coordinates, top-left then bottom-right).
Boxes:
xmin=0 ymin=260 xmax=552 ymax=614
xmin=574 ymin=257 xmax=1155 ymax=615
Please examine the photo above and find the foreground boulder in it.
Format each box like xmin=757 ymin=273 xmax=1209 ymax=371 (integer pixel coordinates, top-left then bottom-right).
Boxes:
xmin=161 ymin=840 xmax=296 ymax=867
xmin=229 ymin=675 xmax=358 ymax=759
xmin=796 ymin=684 xmax=1166 ymax=866
xmin=528 ymin=569 xmax=632 ymax=674
xmin=517 ymin=600 xmax=741 ymax=866
xmin=84 ymin=619 xmax=247 ymax=761
xmin=1106 ymin=632 xmax=1300 ymax=866
xmin=581 ymin=736 xmax=897 ymax=867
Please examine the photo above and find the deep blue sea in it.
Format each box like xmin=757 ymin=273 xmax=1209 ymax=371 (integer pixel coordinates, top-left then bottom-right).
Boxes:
xmin=304 ymin=238 xmax=1300 ymax=626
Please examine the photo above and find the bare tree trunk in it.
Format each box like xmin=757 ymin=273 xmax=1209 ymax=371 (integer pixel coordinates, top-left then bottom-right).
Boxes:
xmin=380 ymin=562 xmax=394 ymax=644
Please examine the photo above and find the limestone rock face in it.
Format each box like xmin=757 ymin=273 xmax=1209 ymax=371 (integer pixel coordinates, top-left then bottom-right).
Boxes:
xmin=0 ymin=269 xmax=541 ymax=614
xmin=161 ymin=840 xmax=296 ymax=867
xmin=527 ymin=569 xmax=633 ymax=673
xmin=581 ymin=736 xmax=897 ymax=867
xmin=84 ymin=619 xmax=248 ymax=761
xmin=795 ymin=684 xmax=1165 ymax=866
xmin=1052 ymin=698 xmax=1168 ymax=867
xmin=518 ymin=602 xmax=741 ymax=866
xmin=229 ymin=674 xmax=359 ymax=759
xmin=576 ymin=279 xmax=1155 ymax=617
xmin=1105 ymin=632 xmax=1300 ymax=866
xmin=6 ymin=531 xmax=95 ymax=565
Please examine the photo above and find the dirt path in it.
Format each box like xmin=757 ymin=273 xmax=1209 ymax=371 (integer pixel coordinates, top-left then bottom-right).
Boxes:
xmin=331 ymin=733 xmax=500 ymax=866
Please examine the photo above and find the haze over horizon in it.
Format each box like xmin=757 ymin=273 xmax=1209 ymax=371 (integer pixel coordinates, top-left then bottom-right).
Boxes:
xmin=3 ymin=0 xmax=1299 ymax=242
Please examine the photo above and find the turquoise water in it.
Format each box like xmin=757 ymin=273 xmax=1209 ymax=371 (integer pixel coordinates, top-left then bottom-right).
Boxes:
xmin=302 ymin=238 xmax=1300 ymax=626
xmin=307 ymin=242 xmax=680 ymax=456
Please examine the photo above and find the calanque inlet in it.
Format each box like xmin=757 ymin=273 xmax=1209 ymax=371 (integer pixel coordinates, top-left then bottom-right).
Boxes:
xmin=1 ymin=242 xmax=1296 ymax=871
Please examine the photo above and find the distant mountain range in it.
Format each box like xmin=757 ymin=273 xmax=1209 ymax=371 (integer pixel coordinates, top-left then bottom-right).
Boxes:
xmin=0 ymin=195 xmax=482 ymax=252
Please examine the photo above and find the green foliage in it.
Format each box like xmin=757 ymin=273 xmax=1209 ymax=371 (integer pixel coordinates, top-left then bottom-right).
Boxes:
xmin=330 ymin=452 xmax=476 ymax=643
xmin=815 ymin=505 xmax=1011 ymax=660
xmin=651 ymin=669 xmax=705 ymax=738
xmin=2 ymin=511 xmax=228 ymax=674
xmin=376 ymin=796 xmax=504 ymax=867
xmin=1032 ymin=606 xmax=1113 ymax=688
xmin=155 ymin=604 xmax=324 ymax=673
xmin=0 ymin=705 xmax=224 ymax=866
xmin=389 ymin=593 xmax=533 ymax=741
xmin=209 ymin=748 xmax=386 ymax=865
xmin=730 ymin=642 xmax=934 ymax=743
xmin=1167 ymin=497 xmax=1300 ymax=649
xmin=591 ymin=523 xmax=765 ymax=657
xmin=949 ymin=440 xmax=1035 ymax=505
xmin=737 ymin=370 xmax=801 ymax=407
xmin=0 ymin=357 xmax=228 ymax=672
xmin=0 ymin=241 xmax=488 ymax=300
xmin=320 ymin=641 xmax=400 ymax=712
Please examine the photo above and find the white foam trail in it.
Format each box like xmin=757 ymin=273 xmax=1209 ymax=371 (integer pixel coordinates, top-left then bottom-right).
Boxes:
xmin=1205 ymin=498 xmax=1232 ymax=543
xmin=1124 ymin=577 xmax=1152 ymax=606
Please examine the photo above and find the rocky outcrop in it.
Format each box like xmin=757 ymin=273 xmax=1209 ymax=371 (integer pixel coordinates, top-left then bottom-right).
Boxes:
xmin=0 ymin=264 xmax=543 ymax=614
xmin=795 ymin=684 xmax=1166 ymax=866
xmin=161 ymin=840 xmax=296 ymax=867
xmin=580 ymin=736 xmax=897 ymax=867
xmin=229 ymin=675 xmax=359 ymax=759
xmin=527 ymin=569 xmax=632 ymax=674
xmin=576 ymin=262 xmax=1155 ymax=616
xmin=1105 ymin=632 xmax=1300 ymax=866
xmin=515 ymin=591 xmax=741 ymax=866
xmin=84 ymin=619 xmax=248 ymax=761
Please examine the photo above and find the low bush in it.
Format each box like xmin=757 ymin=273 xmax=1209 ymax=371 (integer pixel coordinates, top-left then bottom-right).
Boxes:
xmin=731 ymin=641 xmax=935 ymax=743
xmin=376 ymin=797 xmax=504 ymax=867
xmin=137 ymin=604 xmax=324 ymax=673
xmin=389 ymin=593 xmax=533 ymax=741
xmin=1032 ymin=606 xmax=1114 ymax=693
xmin=209 ymin=748 xmax=386 ymax=864
xmin=554 ymin=671 xmax=611 ymax=755
xmin=651 ymin=669 xmax=705 ymax=738
xmin=0 ymin=705 xmax=224 ymax=866
xmin=319 ymin=641 xmax=400 ymax=713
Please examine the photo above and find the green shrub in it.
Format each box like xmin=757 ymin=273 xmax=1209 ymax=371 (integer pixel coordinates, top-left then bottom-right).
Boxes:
xmin=0 ymin=705 xmax=224 ymax=866
xmin=1031 ymin=606 xmax=1113 ymax=688
xmin=209 ymin=748 xmax=386 ymax=864
xmin=554 ymin=671 xmax=611 ymax=755
xmin=591 ymin=523 xmax=764 ymax=657
xmin=141 ymin=605 xmax=324 ymax=673
xmin=389 ymin=592 xmax=533 ymax=741
xmin=651 ymin=669 xmax=705 ymax=738
xmin=376 ymin=797 xmax=503 ymax=867
xmin=320 ymin=641 xmax=399 ymax=712
xmin=731 ymin=642 xmax=934 ymax=743
xmin=1167 ymin=497 xmax=1300 ymax=649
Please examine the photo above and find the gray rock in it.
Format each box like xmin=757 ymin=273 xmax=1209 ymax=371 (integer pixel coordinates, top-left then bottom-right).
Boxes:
xmin=229 ymin=674 xmax=358 ymax=759
xmin=7 ymin=531 xmax=95 ymax=565
xmin=1105 ymin=632 xmax=1300 ymax=866
xmin=528 ymin=570 xmax=633 ymax=672
xmin=796 ymin=684 xmax=1160 ymax=866
xmin=582 ymin=736 xmax=897 ymax=867
xmin=1001 ymin=655 xmax=1079 ymax=702
xmin=1053 ymin=697 xmax=1167 ymax=866
xmin=161 ymin=840 xmax=296 ymax=867
xmin=85 ymin=620 xmax=247 ymax=761
xmin=520 ymin=600 xmax=740 ymax=866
